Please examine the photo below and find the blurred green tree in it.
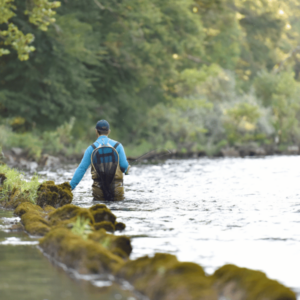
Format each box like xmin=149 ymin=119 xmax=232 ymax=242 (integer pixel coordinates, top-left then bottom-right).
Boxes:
xmin=0 ymin=0 xmax=60 ymax=60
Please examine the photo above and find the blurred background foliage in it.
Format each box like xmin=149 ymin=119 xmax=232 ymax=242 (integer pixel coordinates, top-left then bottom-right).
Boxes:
xmin=1 ymin=0 xmax=300 ymax=158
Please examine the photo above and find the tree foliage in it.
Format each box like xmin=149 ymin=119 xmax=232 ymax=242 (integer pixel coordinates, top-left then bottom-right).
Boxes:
xmin=1 ymin=0 xmax=300 ymax=156
xmin=0 ymin=0 xmax=60 ymax=60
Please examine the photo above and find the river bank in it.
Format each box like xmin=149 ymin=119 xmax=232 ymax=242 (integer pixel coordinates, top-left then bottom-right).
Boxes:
xmin=2 ymin=142 xmax=300 ymax=171
xmin=0 ymin=161 xmax=299 ymax=299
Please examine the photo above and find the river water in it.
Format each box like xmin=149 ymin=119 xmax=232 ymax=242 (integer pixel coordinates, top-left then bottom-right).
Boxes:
xmin=1 ymin=156 xmax=300 ymax=298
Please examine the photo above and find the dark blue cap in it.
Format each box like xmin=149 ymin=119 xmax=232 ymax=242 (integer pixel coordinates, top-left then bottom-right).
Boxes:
xmin=96 ymin=120 xmax=110 ymax=131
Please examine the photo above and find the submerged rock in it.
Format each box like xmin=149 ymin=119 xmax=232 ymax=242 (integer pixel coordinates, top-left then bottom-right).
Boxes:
xmin=36 ymin=181 xmax=73 ymax=208
xmin=117 ymin=253 xmax=217 ymax=300
xmin=211 ymin=264 xmax=296 ymax=300
xmin=39 ymin=228 xmax=124 ymax=274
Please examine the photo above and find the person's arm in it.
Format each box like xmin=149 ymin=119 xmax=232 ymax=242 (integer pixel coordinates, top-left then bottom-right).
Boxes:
xmin=70 ymin=145 xmax=94 ymax=190
xmin=117 ymin=144 xmax=129 ymax=173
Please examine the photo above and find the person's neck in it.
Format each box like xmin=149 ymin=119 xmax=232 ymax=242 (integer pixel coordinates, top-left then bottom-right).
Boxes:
xmin=98 ymin=135 xmax=108 ymax=138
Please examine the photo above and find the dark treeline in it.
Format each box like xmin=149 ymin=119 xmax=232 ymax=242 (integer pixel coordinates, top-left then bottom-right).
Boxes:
xmin=1 ymin=0 xmax=300 ymax=158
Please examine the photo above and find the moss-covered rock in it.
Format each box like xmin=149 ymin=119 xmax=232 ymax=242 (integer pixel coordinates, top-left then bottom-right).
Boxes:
xmin=92 ymin=208 xmax=116 ymax=223
xmin=39 ymin=228 xmax=124 ymax=274
xmin=48 ymin=204 xmax=94 ymax=226
xmin=3 ymin=187 xmax=31 ymax=209
xmin=211 ymin=264 xmax=296 ymax=300
xmin=36 ymin=181 xmax=73 ymax=208
xmin=117 ymin=253 xmax=217 ymax=300
xmin=21 ymin=210 xmax=50 ymax=236
xmin=94 ymin=221 xmax=115 ymax=232
xmin=89 ymin=204 xmax=107 ymax=211
xmin=5 ymin=195 xmax=30 ymax=209
xmin=88 ymin=229 xmax=132 ymax=259
xmin=44 ymin=205 xmax=56 ymax=213
xmin=115 ymin=222 xmax=126 ymax=231
xmin=14 ymin=202 xmax=43 ymax=217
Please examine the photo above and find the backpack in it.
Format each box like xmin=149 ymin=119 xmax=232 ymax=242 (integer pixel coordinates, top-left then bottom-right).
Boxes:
xmin=91 ymin=142 xmax=120 ymax=200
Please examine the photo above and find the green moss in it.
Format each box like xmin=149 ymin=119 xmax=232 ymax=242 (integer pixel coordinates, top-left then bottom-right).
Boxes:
xmin=118 ymin=253 xmax=178 ymax=281
xmin=92 ymin=208 xmax=116 ymax=223
xmin=36 ymin=181 xmax=73 ymax=208
xmin=211 ymin=264 xmax=296 ymax=300
xmin=115 ymin=222 xmax=126 ymax=231
xmin=43 ymin=205 xmax=56 ymax=213
xmin=94 ymin=221 xmax=115 ymax=232
xmin=14 ymin=202 xmax=43 ymax=217
xmin=48 ymin=204 xmax=94 ymax=226
xmin=117 ymin=254 xmax=216 ymax=300
xmin=112 ymin=248 xmax=129 ymax=260
xmin=89 ymin=204 xmax=108 ymax=211
xmin=0 ymin=165 xmax=41 ymax=203
xmin=24 ymin=221 xmax=51 ymax=236
xmin=21 ymin=211 xmax=50 ymax=236
xmin=166 ymin=262 xmax=206 ymax=277
xmin=39 ymin=228 xmax=124 ymax=274
xmin=88 ymin=230 xmax=132 ymax=259
xmin=5 ymin=190 xmax=31 ymax=209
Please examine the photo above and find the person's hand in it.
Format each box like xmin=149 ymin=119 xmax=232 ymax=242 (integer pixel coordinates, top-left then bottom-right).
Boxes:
xmin=125 ymin=165 xmax=131 ymax=175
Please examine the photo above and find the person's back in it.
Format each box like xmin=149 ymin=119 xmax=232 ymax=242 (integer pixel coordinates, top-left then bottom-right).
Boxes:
xmin=70 ymin=120 xmax=129 ymax=201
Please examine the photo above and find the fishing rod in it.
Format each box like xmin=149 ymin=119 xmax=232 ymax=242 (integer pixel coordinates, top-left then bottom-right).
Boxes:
xmin=126 ymin=149 xmax=172 ymax=175
xmin=129 ymin=149 xmax=173 ymax=165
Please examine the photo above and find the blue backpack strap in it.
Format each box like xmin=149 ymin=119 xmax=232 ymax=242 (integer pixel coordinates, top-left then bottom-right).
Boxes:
xmin=114 ymin=142 xmax=120 ymax=150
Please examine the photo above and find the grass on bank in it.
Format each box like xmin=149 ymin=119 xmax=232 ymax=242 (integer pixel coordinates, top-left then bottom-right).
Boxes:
xmin=0 ymin=164 xmax=41 ymax=204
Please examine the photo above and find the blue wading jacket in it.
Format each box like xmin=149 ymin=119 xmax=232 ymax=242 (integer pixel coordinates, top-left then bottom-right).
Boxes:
xmin=70 ymin=136 xmax=129 ymax=190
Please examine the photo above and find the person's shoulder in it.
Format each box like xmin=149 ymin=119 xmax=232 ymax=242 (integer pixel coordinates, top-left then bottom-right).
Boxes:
xmin=108 ymin=139 xmax=123 ymax=148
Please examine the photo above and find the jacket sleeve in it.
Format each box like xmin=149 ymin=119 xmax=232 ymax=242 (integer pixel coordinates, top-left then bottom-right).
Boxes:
xmin=70 ymin=145 xmax=93 ymax=190
xmin=117 ymin=144 xmax=129 ymax=173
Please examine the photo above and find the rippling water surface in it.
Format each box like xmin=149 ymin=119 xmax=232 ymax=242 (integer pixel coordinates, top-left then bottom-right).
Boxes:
xmin=3 ymin=156 xmax=300 ymax=298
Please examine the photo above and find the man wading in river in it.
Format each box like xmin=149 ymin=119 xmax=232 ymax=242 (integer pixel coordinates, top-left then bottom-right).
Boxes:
xmin=70 ymin=120 xmax=130 ymax=201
